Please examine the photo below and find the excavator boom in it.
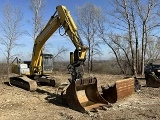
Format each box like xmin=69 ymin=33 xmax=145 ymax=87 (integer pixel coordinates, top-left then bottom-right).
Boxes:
xmin=30 ymin=6 xmax=87 ymax=76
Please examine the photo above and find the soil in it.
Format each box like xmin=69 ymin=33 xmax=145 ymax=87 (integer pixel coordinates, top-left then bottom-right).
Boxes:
xmin=0 ymin=73 xmax=160 ymax=120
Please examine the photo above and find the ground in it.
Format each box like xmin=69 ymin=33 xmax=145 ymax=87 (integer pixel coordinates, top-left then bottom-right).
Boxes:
xmin=0 ymin=74 xmax=160 ymax=120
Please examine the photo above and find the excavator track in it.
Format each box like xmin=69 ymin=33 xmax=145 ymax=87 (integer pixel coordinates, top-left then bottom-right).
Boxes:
xmin=10 ymin=76 xmax=37 ymax=91
xmin=10 ymin=76 xmax=56 ymax=91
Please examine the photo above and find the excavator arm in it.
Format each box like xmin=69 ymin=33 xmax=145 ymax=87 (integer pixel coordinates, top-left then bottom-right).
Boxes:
xmin=30 ymin=5 xmax=87 ymax=77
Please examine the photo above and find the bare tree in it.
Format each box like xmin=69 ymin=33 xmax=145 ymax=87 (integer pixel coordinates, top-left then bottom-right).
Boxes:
xmin=29 ymin=0 xmax=45 ymax=40
xmin=98 ymin=0 xmax=160 ymax=76
xmin=135 ymin=0 xmax=159 ymax=75
xmin=98 ymin=23 xmax=134 ymax=74
xmin=145 ymin=37 xmax=160 ymax=63
xmin=76 ymin=3 xmax=104 ymax=73
xmin=52 ymin=46 xmax=68 ymax=61
xmin=29 ymin=0 xmax=54 ymax=57
xmin=29 ymin=0 xmax=68 ymax=60
xmin=98 ymin=31 xmax=126 ymax=74
xmin=0 ymin=3 xmax=23 ymax=79
xmin=98 ymin=0 xmax=138 ymax=75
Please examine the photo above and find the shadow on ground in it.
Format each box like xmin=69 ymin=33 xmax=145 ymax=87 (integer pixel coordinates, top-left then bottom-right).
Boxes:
xmin=36 ymin=88 xmax=69 ymax=107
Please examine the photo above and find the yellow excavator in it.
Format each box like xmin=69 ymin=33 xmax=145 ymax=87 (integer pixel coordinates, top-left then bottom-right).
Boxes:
xmin=10 ymin=5 xmax=109 ymax=113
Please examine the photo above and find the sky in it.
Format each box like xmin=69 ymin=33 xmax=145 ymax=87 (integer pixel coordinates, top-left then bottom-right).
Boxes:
xmin=0 ymin=0 xmax=113 ymax=61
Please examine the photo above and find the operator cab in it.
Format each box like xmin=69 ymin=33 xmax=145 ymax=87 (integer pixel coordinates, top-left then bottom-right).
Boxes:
xmin=23 ymin=53 xmax=53 ymax=74
xmin=42 ymin=54 xmax=53 ymax=74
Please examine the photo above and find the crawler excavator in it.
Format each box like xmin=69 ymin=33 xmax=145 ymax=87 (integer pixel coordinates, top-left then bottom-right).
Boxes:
xmin=144 ymin=63 xmax=160 ymax=87
xmin=10 ymin=5 xmax=110 ymax=113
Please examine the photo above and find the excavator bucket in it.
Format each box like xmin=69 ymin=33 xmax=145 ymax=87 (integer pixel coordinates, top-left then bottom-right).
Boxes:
xmin=65 ymin=77 xmax=110 ymax=113
xmin=146 ymin=73 xmax=160 ymax=87
xmin=101 ymin=78 xmax=135 ymax=103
